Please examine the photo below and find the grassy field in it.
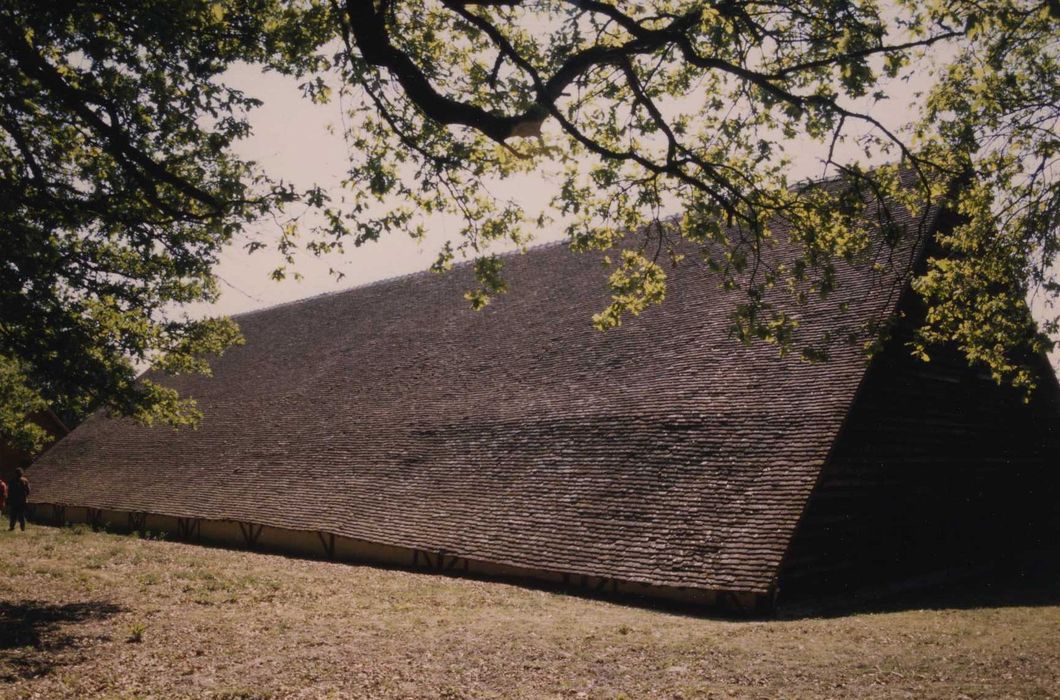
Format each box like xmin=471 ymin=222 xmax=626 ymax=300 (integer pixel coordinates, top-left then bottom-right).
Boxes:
xmin=0 ymin=525 xmax=1057 ymax=699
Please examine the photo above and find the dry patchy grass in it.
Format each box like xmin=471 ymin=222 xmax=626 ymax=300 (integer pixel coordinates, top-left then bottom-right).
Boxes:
xmin=0 ymin=525 xmax=1057 ymax=699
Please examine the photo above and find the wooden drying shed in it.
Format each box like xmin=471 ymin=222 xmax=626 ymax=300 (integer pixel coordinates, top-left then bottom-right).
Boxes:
xmin=27 ymin=190 xmax=1060 ymax=614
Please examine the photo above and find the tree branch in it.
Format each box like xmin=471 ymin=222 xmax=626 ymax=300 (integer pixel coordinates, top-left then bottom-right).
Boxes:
xmin=0 ymin=22 xmax=223 ymax=213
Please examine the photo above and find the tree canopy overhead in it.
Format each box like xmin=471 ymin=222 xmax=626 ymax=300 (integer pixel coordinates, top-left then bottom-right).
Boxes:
xmin=1 ymin=0 xmax=1057 ymax=449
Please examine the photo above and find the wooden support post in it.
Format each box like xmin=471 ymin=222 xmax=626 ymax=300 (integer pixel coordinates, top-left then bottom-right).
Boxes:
xmin=52 ymin=505 xmax=66 ymax=526
xmin=176 ymin=517 xmax=201 ymax=541
xmin=128 ymin=512 xmax=147 ymax=533
xmin=87 ymin=508 xmax=103 ymax=531
xmin=237 ymin=521 xmax=263 ymax=547
xmin=317 ymin=532 xmax=336 ymax=559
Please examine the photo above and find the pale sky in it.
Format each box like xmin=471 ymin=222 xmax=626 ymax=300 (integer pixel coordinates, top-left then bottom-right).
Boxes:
xmin=203 ymin=64 xmax=899 ymax=315
xmin=202 ymin=62 xmax=1058 ymax=370
xmin=202 ymin=65 xmax=566 ymax=318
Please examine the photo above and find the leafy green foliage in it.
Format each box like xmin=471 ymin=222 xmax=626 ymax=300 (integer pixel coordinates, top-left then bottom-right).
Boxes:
xmin=0 ymin=0 xmax=332 ymax=447
xmin=324 ymin=0 xmax=1056 ymax=391
xmin=0 ymin=354 xmax=48 ymax=451
xmin=592 ymin=250 xmax=668 ymax=330
xmin=2 ymin=0 xmax=1057 ymax=451
xmin=907 ymin=1 xmax=1060 ymax=389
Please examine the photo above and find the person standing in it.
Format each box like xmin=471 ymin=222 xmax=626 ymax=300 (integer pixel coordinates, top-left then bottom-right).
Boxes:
xmin=8 ymin=468 xmax=29 ymax=531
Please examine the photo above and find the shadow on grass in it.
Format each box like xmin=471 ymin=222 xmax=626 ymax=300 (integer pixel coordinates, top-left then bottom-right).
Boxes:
xmin=0 ymin=600 xmax=124 ymax=681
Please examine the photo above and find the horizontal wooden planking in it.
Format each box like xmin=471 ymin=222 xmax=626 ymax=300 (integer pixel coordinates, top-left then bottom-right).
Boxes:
xmin=777 ymin=300 xmax=1060 ymax=601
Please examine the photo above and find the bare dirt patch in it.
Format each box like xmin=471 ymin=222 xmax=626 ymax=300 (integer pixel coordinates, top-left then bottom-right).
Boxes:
xmin=0 ymin=525 xmax=1057 ymax=699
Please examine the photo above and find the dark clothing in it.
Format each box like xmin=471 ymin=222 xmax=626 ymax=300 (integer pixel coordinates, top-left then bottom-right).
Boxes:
xmin=8 ymin=505 xmax=25 ymax=531
xmin=8 ymin=477 xmax=28 ymax=531
xmin=8 ymin=477 xmax=29 ymax=506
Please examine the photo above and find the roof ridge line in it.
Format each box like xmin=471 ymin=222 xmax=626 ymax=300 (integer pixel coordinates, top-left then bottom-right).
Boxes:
xmin=230 ymin=238 xmax=571 ymax=321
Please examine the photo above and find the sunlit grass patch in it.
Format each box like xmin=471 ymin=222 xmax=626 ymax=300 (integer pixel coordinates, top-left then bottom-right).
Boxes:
xmin=0 ymin=524 xmax=1056 ymax=699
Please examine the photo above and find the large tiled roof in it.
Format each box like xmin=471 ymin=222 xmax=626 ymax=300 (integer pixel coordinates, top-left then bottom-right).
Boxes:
xmin=29 ymin=194 xmax=934 ymax=594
